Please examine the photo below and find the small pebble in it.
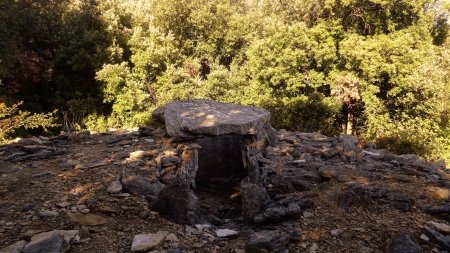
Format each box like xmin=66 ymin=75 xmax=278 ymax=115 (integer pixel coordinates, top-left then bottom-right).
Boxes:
xmin=303 ymin=211 xmax=313 ymax=218
xmin=215 ymin=229 xmax=238 ymax=238
xmin=56 ymin=201 xmax=71 ymax=208
xmin=309 ymin=243 xmax=319 ymax=253
xmin=420 ymin=234 xmax=429 ymax=242
xmin=330 ymin=229 xmax=342 ymax=237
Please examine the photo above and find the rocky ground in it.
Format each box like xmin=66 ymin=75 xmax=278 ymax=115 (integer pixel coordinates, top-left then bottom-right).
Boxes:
xmin=0 ymin=127 xmax=450 ymax=253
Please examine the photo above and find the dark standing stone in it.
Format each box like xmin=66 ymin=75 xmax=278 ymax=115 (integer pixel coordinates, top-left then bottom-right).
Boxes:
xmin=241 ymin=181 xmax=270 ymax=223
xmin=154 ymin=180 xmax=198 ymax=224
xmin=152 ymin=145 xmax=199 ymax=224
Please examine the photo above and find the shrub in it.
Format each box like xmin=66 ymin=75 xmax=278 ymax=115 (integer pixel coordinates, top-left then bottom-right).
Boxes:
xmin=269 ymin=93 xmax=342 ymax=135
xmin=0 ymin=102 xmax=58 ymax=142
xmin=375 ymin=118 xmax=450 ymax=162
xmin=84 ymin=113 xmax=109 ymax=133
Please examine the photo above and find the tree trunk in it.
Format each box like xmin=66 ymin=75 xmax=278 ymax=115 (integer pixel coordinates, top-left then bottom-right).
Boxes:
xmin=346 ymin=111 xmax=354 ymax=135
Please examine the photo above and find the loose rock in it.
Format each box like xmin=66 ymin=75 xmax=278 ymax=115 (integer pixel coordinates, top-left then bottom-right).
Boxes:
xmin=215 ymin=229 xmax=239 ymax=238
xmin=37 ymin=209 xmax=59 ymax=219
xmin=21 ymin=230 xmax=78 ymax=253
xmin=424 ymin=226 xmax=450 ymax=250
xmin=131 ymin=232 xmax=168 ymax=252
xmin=330 ymin=229 xmax=342 ymax=237
xmin=121 ymin=174 xmax=164 ymax=199
xmin=245 ymin=230 xmax=289 ymax=253
xmin=107 ymin=180 xmax=123 ymax=194
xmin=56 ymin=201 xmax=71 ymax=208
xmin=429 ymin=221 xmax=450 ymax=234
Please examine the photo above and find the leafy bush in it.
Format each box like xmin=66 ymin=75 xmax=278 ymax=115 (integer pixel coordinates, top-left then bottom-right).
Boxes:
xmin=84 ymin=113 xmax=109 ymax=133
xmin=0 ymin=102 xmax=58 ymax=142
xmin=269 ymin=93 xmax=341 ymax=135
xmin=375 ymin=118 xmax=450 ymax=161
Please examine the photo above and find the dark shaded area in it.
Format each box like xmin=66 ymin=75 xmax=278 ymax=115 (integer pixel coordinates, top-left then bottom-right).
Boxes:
xmin=324 ymin=0 xmax=421 ymax=35
xmin=268 ymin=93 xmax=341 ymax=135
xmin=0 ymin=0 xmax=112 ymax=117
xmin=195 ymin=135 xmax=248 ymax=222
xmin=195 ymin=135 xmax=247 ymax=188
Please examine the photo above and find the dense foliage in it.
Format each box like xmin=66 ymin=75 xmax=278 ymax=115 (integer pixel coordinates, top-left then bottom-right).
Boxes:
xmin=0 ymin=102 xmax=58 ymax=142
xmin=0 ymin=0 xmax=449 ymax=161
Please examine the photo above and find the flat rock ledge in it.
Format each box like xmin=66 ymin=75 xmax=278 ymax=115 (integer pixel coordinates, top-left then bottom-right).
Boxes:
xmin=152 ymin=99 xmax=275 ymax=140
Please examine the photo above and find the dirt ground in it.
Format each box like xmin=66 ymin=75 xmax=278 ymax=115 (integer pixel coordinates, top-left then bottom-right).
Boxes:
xmin=0 ymin=130 xmax=449 ymax=252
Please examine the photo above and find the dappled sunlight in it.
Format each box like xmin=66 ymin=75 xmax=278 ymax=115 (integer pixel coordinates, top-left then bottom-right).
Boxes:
xmin=301 ymin=229 xmax=329 ymax=241
xmin=198 ymin=114 xmax=218 ymax=127
xmin=426 ymin=187 xmax=450 ymax=201
xmin=69 ymin=185 xmax=89 ymax=196
xmin=354 ymin=176 xmax=370 ymax=185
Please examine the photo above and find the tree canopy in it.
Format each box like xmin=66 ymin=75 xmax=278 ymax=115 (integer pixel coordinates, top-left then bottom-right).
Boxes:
xmin=1 ymin=0 xmax=449 ymax=161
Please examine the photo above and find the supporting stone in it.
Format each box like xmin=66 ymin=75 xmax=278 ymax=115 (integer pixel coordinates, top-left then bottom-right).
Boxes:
xmin=155 ymin=144 xmax=199 ymax=224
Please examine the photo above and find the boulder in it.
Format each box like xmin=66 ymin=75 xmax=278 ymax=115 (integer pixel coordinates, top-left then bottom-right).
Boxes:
xmin=21 ymin=230 xmax=79 ymax=253
xmin=131 ymin=232 xmax=168 ymax=252
xmin=152 ymin=100 xmax=275 ymax=143
xmin=107 ymin=180 xmax=123 ymax=194
xmin=120 ymin=174 xmax=165 ymax=200
xmin=253 ymin=202 xmax=302 ymax=224
xmin=22 ymin=233 xmax=65 ymax=253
